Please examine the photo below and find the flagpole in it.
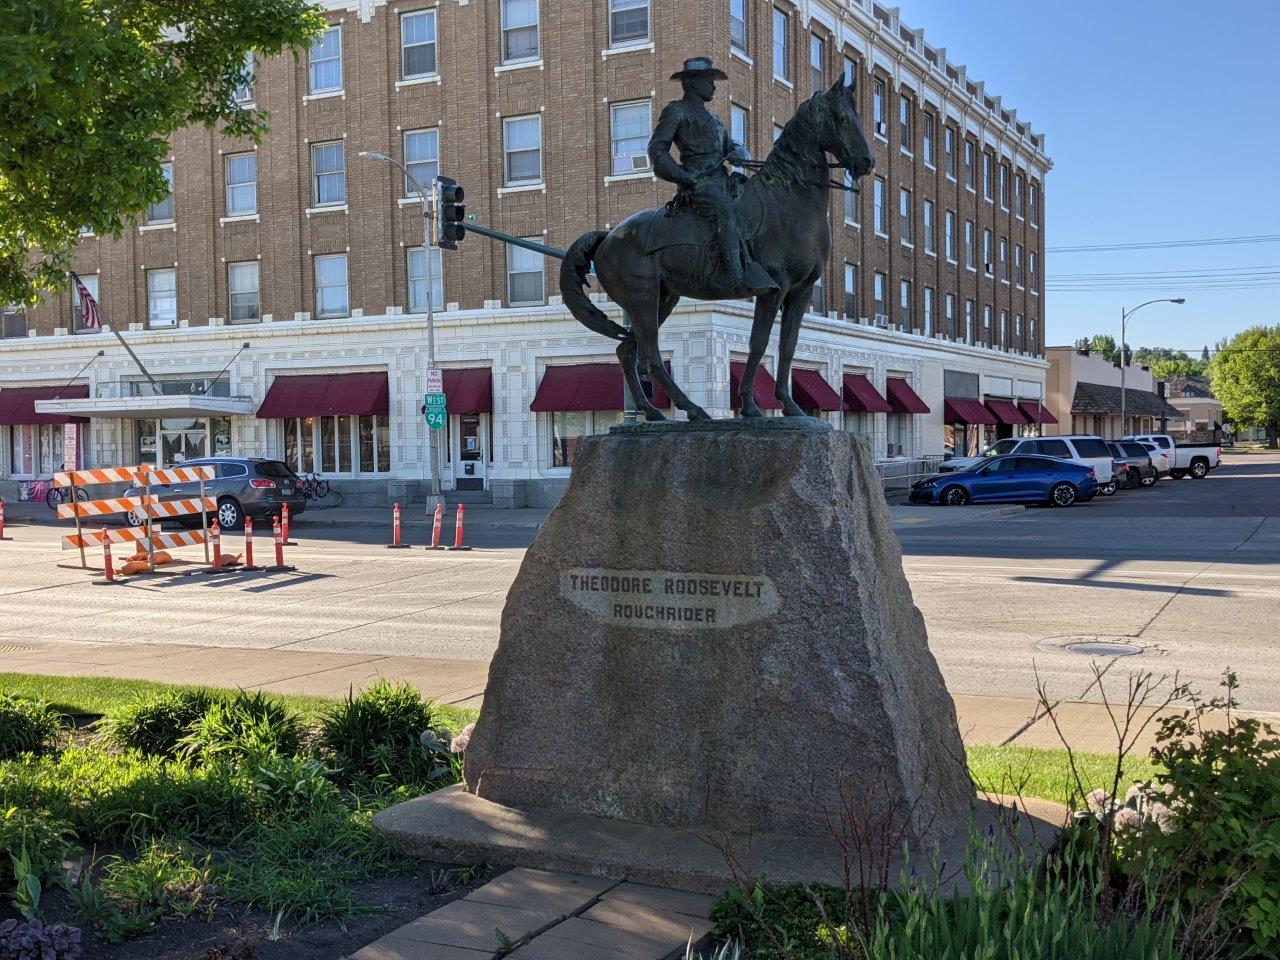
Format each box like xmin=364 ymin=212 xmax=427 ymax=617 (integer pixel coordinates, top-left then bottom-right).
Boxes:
xmin=71 ymin=272 xmax=160 ymax=391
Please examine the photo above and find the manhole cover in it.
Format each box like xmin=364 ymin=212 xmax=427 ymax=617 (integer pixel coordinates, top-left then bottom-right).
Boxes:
xmin=1062 ymin=640 xmax=1144 ymax=658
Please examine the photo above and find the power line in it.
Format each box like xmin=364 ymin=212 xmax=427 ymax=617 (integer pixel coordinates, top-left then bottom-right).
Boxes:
xmin=1047 ymin=234 xmax=1280 ymax=254
xmin=1048 ymin=264 xmax=1280 ymax=279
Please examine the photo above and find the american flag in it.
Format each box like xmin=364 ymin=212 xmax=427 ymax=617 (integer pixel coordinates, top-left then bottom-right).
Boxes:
xmin=70 ymin=271 xmax=101 ymax=329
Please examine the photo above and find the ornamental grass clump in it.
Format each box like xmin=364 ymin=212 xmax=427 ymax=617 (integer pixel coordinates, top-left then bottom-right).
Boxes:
xmin=97 ymin=689 xmax=215 ymax=758
xmin=178 ymin=690 xmax=302 ymax=764
xmin=0 ymin=695 xmax=62 ymax=760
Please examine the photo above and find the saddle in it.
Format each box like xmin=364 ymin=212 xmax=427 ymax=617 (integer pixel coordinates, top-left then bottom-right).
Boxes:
xmin=642 ymin=177 xmax=764 ymax=256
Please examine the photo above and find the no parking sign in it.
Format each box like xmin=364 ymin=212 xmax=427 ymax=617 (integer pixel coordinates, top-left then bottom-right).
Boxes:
xmin=424 ymin=369 xmax=446 ymax=431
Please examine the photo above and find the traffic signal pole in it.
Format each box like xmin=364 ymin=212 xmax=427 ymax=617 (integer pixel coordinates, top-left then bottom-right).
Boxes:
xmin=457 ymin=223 xmax=568 ymax=261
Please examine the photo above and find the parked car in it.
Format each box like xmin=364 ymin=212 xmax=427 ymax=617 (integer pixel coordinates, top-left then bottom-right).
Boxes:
xmin=1123 ymin=434 xmax=1221 ymax=480
xmin=911 ymin=455 xmax=1098 ymax=508
xmin=125 ymin=457 xmax=306 ymax=530
xmin=937 ymin=434 xmax=1118 ymax=488
xmin=1107 ymin=441 xmax=1158 ymax=488
xmin=1136 ymin=440 xmax=1172 ymax=477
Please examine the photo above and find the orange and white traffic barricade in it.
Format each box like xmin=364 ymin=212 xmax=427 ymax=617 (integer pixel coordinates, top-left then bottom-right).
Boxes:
xmin=446 ymin=503 xmax=471 ymax=552
xmin=387 ymin=502 xmax=409 ymax=549
xmin=54 ymin=464 xmax=147 ymax=570
xmin=427 ymin=501 xmax=445 ymax=550
xmin=281 ymin=502 xmax=296 ymax=545
xmin=242 ymin=516 xmax=260 ymax=570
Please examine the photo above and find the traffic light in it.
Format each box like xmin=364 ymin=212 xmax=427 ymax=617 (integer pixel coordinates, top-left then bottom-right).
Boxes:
xmin=436 ymin=176 xmax=465 ymax=251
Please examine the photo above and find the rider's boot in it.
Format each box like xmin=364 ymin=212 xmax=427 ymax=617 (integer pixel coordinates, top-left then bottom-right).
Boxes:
xmin=722 ymin=220 xmax=778 ymax=298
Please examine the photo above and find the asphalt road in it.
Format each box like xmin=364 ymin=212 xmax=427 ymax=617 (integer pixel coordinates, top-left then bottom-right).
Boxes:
xmin=2 ymin=452 xmax=1278 ymax=711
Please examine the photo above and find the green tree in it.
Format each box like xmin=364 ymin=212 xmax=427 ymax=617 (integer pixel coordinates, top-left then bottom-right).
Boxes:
xmin=1 ymin=0 xmax=325 ymax=304
xmin=1211 ymin=326 xmax=1280 ymax=448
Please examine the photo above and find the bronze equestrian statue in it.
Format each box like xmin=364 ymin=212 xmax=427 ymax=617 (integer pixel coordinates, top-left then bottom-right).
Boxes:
xmin=559 ymin=56 xmax=875 ymax=421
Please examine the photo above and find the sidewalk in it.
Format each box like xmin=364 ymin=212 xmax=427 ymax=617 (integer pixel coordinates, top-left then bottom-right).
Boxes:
xmin=0 ymin=638 xmax=1206 ymax=754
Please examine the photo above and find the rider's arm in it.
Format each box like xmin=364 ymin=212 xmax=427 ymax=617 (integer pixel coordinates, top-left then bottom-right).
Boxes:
xmin=724 ymin=125 xmax=751 ymax=167
xmin=648 ymin=103 xmax=693 ymax=187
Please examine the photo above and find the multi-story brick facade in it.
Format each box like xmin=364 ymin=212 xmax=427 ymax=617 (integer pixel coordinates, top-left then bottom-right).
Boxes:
xmin=2 ymin=0 xmax=1052 ymax=505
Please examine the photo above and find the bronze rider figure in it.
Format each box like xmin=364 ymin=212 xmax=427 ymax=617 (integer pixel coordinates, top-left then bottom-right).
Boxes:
xmin=648 ymin=57 xmax=779 ymax=298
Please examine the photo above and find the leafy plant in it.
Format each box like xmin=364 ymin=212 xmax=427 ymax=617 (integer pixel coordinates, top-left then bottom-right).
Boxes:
xmin=0 ymin=696 xmax=62 ymax=760
xmin=98 ymin=689 xmax=215 ymax=757
xmin=249 ymin=755 xmax=339 ymax=813
xmin=0 ymin=918 xmax=82 ymax=960
xmin=179 ymin=691 xmax=301 ymax=764
xmin=96 ymin=840 xmax=215 ymax=941
xmin=0 ymin=808 xmax=74 ymax=898
xmin=317 ymin=681 xmax=456 ymax=789
xmin=9 ymin=847 xmax=42 ymax=920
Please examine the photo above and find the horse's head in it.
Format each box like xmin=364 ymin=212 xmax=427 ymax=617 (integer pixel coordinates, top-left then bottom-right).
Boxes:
xmin=816 ymin=75 xmax=875 ymax=181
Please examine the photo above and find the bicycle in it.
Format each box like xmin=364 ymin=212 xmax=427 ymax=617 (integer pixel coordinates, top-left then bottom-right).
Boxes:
xmin=300 ymin=473 xmax=330 ymax=501
xmin=16 ymin=477 xmax=88 ymax=510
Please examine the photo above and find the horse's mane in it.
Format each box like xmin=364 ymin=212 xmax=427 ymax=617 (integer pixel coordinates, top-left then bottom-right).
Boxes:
xmin=758 ymin=93 xmax=827 ymax=191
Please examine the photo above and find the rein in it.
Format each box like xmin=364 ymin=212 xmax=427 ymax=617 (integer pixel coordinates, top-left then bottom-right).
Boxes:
xmin=739 ymin=160 xmax=857 ymax=192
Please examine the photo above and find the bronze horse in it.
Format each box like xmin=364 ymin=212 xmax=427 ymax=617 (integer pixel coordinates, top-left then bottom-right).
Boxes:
xmin=559 ymin=76 xmax=875 ymax=421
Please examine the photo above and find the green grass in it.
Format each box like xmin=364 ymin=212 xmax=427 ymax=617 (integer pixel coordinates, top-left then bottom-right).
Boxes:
xmin=966 ymin=743 xmax=1158 ymax=806
xmin=0 ymin=673 xmax=478 ymax=731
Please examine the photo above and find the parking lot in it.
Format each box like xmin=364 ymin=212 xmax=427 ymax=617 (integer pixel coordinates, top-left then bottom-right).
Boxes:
xmin=2 ymin=451 xmax=1278 ymax=712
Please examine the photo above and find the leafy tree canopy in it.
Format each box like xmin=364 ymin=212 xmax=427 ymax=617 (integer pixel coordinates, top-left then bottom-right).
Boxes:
xmin=1210 ymin=326 xmax=1280 ymax=441
xmin=0 ymin=0 xmax=325 ymax=304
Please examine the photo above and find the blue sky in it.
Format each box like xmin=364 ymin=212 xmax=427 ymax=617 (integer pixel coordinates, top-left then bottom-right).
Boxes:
xmin=905 ymin=0 xmax=1280 ymax=353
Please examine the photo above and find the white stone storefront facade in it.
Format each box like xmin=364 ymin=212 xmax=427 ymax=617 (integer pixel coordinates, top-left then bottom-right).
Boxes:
xmin=0 ymin=300 xmax=1046 ymax=507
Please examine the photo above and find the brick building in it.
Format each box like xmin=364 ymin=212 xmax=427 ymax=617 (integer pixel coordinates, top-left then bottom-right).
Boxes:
xmin=2 ymin=0 xmax=1052 ymax=506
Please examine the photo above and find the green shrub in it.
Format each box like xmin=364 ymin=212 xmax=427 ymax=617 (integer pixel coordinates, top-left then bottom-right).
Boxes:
xmin=0 ymin=694 xmax=62 ymax=759
xmin=97 ymin=689 xmax=214 ymax=757
xmin=179 ymin=691 xmax=301 ymax=763
xmin=1130 ymin=675 xmax=1280 ymax=957
xmin=317 ymin=681 xmax=455 ymax=788
xmin=95 ymin=840 xmax=214 ymax=940
xmin=0 ymin=807 xmax=76 ymax=900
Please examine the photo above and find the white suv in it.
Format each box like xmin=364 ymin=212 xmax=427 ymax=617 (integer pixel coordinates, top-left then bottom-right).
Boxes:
xmin=939 ymin=435 xmax=1118 ymax=491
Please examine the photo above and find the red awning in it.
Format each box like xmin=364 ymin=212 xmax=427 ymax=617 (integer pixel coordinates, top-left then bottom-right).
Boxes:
xmin=790 ymin=369 xmax=844 ymax=411
xmin=885 ymin=377 xmax=930 ymax=414
xmin=529 ymin=362 xmax=671 ymax=412
xmin=256 ymin=372 xmax=389 ymax=418
xmin=1018 ymin=400 xmax=1059 ymax=425
xmin=0 ymin=385 xmax=90 ymax=425
xmin=985 ymin=397 xmax=1031 ymax=425
xmin=443 ymin=368 xmax=492 ymax=414
xmin=943 ymin=397 xmax=999 ymax=425
xmin=729 ymin=362 xmax=783 ymax=411
xmin=841 ymin=374 xmax=892 ymax=413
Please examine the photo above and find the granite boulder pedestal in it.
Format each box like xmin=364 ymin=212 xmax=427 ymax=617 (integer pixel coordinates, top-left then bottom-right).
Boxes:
xmin=377 ymin=420 xmax=1040 ymax=892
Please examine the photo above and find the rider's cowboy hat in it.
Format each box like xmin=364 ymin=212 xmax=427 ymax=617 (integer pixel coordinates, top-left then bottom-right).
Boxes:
xmin=670 ymin=56 xmax=728 ymax=81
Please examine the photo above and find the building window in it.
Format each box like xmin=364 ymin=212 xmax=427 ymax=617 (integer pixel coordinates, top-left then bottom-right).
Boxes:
xmin=922 ymin=199 xmax=934 ymax=255
xmin=550 ymin=409 xmax=622 ymax=468
xmin=964 ymin=299 xmax=975 ymax=343
xmin=923 ymin=287 xmax=934 ymax=337
xmin=609 ymin=0 xmax=649 ymax=45
xmin=887 ymin=411 xmax=908 ymax=457
xmin=944 ymin=209 xmax=955 ymax=261
xmin=730 ymin=103 xmax=748 ymax=150
xmin=964 ymin=220 xmax=976 ymax=269
xmin=983 ymin=151 xmax=993 ymax=201
xmin=503 ymin=115 xmax=542 ymax=185
xmin=772 ymin=123 xmax=784 ymax=143
xmin=228 ymin=261 xmax=260 ymax=323
xmin=1030 ymin=251 xmax=1038 ymax=287
xmin=508 ymin=242 xmax=545 ymax=305
xmin=945 ymin=293 xmax=955 ymax=338
xmin=873 ymin=177 xmax=887 ymax=235
xmin=873 ymin=272 xmax=887 ymax=319
xmin=403 ymin=128 xmax=439 ymax=195
xmin=147 ymin=163 xmax=174 ymax=223
xmin=772 ymin=8 xmax=789 ymax=82
xmin=842 ymin=56 xmax=856 ymax=86
xmin=963 ymin=139 xmax=975 ymax=190
xmin=401 ymin=10 xmax=438 ymax=79
xmin=999 ymin=162 xmax=1009 ymax=209
xmin=314 ymin=254 xmax=348 ymax=318
xmin=898 ymin=187 xmax=912 ymax=245
xmin=843 ymin=263 xmax=857 ymax=318
xmin=898 ymin=94 xmax=911 ymax=151
xmin=810 ymin=274 xmax=824 ymax=314
xmin=872 ymin=78 xmax=885 ymax=134
xmin=982 ymin=305 xmax=992 ymax=343
xmin=224 ymin=153 xmax=256 ymax=216
xmin=922 ymin=112 xmax=935 ymax=166
xmin=1 ymin=305 xmax=27 ymax=339
xmin=310 ymin=142 xmax=345 ymax=206
xmin=233 ymin=53 xmax=255 ymax=104
xmin=1031 ymin=318 xmax=1038 ymax=349
xmin=899 ymin=279 xmax=911 ymax=327
xmin=999 ymin=237 xmax=1009 ymax=282
xmin=610 ymin=101 xmax=651 ymax=174
xmin=809 ymin=34 xmax=824 ymax=94
xmin=1029 ymin=181 xmax=1040 ymax=226
xmin=147 ymin=268 xmax=177 ymax=327
xmin=843 ymin=170 xmax=857 ymax=223
xmin=1014 ymin=172 xmax=1025 ymax=217
xmin=502 ymin=0 xmax=539 ymax=62
xmin=71 ymin=273 xmax=99 ymax=333
xmin=285 ymin=415 xmax=389 ymax=475
xmin=983 ymin=229 xmax=993 ymax=275
xmin=730 ymin=0 xmax=747 ymax=53
xmin=1015 ymin=314 xmax=1023 ymax=347
xmin=407 ymin=246 xmax=444 ymax=312
xmin=1015 ymin=244 xmax=1025 ymax=287
xmin=944 ymin=126 xmax=956 ymax=178
xmin=309 ymin=26 xmax=341 ymax=94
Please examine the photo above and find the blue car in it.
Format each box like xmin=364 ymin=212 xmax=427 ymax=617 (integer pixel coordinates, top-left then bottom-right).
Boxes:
xmin=910 ymin=454 xmax=1098 ymax=508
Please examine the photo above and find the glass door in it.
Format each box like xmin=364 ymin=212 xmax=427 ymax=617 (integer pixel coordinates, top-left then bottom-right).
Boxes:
xmin=453 ymin=414 xmax=486 ymax=490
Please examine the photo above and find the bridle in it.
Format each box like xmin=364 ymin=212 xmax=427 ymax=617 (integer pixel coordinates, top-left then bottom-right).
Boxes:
xmin=740 ymin=159 xmax=858 ymax=191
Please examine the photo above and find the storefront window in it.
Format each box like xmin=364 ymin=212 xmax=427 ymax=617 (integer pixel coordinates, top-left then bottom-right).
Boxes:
xmin=133 ymin=417 xmax=231 ymax=466
xmin=551 ymin=411 xmax=623 ymax=468
xmin=887 ymin=413 xmax=909 ymax=457
xmin=7 ymin=424 xmax=71 ymax=476
xmin=843 ymin=411 xmax=870 ymax=436
xmin=284 ymin=415 xmax=389 ymax=475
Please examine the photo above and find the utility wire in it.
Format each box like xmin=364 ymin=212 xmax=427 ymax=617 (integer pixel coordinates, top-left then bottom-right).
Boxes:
xmin=1048 ymin=234 xmax=1280 ymax=253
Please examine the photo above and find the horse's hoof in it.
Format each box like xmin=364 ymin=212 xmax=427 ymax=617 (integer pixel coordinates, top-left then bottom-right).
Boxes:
xmin=739 ymin=406 xmax=764 ymax=419
xmin=644 ymin=410 xmax=668 ymax=422
xmin=781 ymin=405 xmax=808 ymax=418
xmin=687 ymin=407 xmax=713 ymax=421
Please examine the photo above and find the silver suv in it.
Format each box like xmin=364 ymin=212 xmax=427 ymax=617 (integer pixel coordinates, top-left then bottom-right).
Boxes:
xmin=125 ymin=457 xmax=306 ymax=530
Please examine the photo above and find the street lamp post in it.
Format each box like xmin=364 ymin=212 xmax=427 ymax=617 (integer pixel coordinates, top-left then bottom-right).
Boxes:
xmin=359 ymin=150 xmax=443 ymax=508
xmin=1119 ymin=298 xmax=1185 ymax=438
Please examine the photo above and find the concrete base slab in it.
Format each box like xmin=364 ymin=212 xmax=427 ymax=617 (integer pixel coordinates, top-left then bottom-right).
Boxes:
xmin=375 ymin=785 xmax=1068 ymax=896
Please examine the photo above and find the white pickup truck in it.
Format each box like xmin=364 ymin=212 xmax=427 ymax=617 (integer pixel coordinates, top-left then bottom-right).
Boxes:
xmin=1123 ymin=434 xmax=1221 ymax=480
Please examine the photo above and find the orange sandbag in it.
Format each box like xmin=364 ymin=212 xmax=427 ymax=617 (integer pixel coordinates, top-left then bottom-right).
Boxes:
xmin=117 ymin=559 xmax=151 ymax=575
xmin=218 ymin=552 xmax=242 ymax=567
xmin=153 ymin=550 xmax=173 ymax=564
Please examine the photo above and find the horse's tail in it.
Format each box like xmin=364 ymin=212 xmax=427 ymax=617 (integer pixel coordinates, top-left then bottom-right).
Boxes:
xmin=558 ymin=230 xmax=628 ymax=341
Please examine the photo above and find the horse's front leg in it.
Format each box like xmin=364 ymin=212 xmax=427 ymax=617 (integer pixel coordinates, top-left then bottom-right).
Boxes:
xmin=740 ymin=291 xmax=782 ymax=418
xmin=774 ymin=286 xmax=812 ymax=418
